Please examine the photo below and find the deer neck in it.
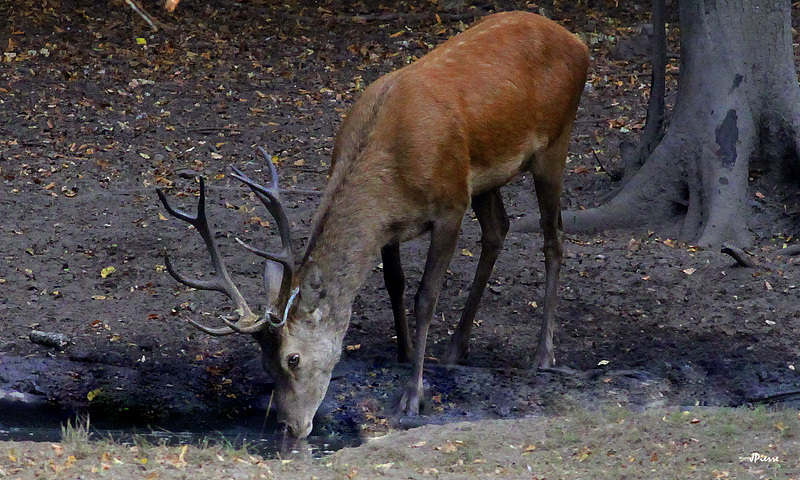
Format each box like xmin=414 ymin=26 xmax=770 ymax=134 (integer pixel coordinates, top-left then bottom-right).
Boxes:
xmin=298 ymin=186 xmax=387 ymax=322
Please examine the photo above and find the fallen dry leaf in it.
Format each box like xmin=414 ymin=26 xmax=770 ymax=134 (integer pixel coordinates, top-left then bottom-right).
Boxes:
xmin=435 ymin=443 xmax=458 ymax=453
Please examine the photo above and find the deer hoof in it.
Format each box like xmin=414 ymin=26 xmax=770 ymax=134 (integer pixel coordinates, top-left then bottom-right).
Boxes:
xmin=394 ymin=386 xmax=422 ymax=416
xmin=439 ymin=346 xmax=468 ymax=366
xmin=533 ymin=352 xmax=555 ymax=371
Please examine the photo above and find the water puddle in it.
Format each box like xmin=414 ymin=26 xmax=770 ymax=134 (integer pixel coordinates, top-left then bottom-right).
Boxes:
xmin=0 ymin=398 xmax=361 ymax=458
xmin=0 ymin=425 xmax=361 ymax=457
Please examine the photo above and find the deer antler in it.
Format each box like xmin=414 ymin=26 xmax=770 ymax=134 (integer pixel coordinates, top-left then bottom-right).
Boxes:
xmin=229 ymin=148 xmax=296 ymax=327
xmin=157 ymin=177 xmax=270 ymax=335
xmin=157 ymin=149 xmax=298 ymax=332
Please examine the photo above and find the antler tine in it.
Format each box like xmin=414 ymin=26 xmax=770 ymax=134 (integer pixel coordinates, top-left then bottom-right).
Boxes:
xmin=229 ymin=150 xmax=296 ymax=328
xmin=156 ymin=177 xmax=270 ymax=336
xmin=233 ymin=237 xmax=293 ymax=272
xmin=230 ymin=153 xmax=295 ymax=270
xmin=259 ymin=146 xmax=280 ymax=191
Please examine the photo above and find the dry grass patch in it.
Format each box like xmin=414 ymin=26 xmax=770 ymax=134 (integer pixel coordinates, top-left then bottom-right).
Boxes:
xmin=0 ymin=406 xmax=797 ymax=479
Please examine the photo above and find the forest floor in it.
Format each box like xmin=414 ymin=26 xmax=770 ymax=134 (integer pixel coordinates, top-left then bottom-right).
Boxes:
xmin=1 ymin=0 xmax=800 ymax=477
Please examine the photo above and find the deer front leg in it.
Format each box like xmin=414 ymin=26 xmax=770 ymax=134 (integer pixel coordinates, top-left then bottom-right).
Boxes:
xmin=381 ymin=243 xmax=413 ymax=363
xmin=440 ymin=189 xmax=509 ymax=365
xmin=396 ymin=216 xmax=462 ymax=415
xmin=533 ymin=210 xmax=563 ymax=370
xmin=531 ymin=149 xmax=567 ymax=370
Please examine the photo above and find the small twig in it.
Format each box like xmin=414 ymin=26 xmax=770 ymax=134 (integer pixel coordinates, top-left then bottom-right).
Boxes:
xmin=277 ymin=10 xmax=486 ymax=24
xmin=124 ymin=0 xmax=160 ymax=32
xmin=76 ymin=186 xmax=323 ymax=201
xmin=166 ymin=185 xmax=324 ymax=196
xmin=291 ymin=165 xmax=328 ymax=174
xmin=265 ymin=187 xmax=322 ymax=196
xmin=592 ymin=148 xmax=623 ymax=181
xmin=721 ymin=243 xmax=756 ymax=268
xmin=185 ymin=127 xmax=240 ymax=134
xmin=347 ymin=11 xmax=483 ymax=22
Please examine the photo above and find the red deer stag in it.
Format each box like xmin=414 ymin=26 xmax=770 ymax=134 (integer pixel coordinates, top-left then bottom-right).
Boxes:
xmin=158 ymin=11 xmax=588 ymax=438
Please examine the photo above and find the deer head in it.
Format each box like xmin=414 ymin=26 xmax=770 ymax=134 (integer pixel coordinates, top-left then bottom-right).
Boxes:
xmin=157 ymin=148 xmax=340 ymax=438
xmin=251 ymin=257 xmax=352 ymax=438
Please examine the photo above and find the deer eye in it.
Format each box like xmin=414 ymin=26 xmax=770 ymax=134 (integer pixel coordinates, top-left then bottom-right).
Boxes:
xmin=287 ymin=353 xmax=300 ymax=369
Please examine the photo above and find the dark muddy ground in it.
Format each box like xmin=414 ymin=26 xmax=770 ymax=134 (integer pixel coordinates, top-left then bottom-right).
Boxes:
xmin=1 ymin=0 xmax=799 ymax=442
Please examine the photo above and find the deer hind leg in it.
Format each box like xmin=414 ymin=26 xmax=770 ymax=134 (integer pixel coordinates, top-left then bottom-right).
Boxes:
xmin=381 ymin=243 xmax=413 ymax=363
xmin=396 ymin=213 xmax=463 ymax=416
xmin=530 ymin=136 xmax=569 ymax=370
xmin=440 ymin=189 xmax=509 ymax=365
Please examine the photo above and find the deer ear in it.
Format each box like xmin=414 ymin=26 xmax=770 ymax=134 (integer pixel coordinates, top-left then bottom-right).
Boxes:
xmin=262 ymin=261 xmax=284 ymax=308
xmin=297 ymin=258 xmax=326 ymax=315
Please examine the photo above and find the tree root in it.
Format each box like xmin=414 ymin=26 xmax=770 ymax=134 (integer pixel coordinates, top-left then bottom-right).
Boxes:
xmin=715 ymin=242 xmax=800 ymax=268
xmin=747 ymin=390 xmax=800 ymax=405
xmin=775 ymin=244 xmax=800 ymax=257
xmin=720 ymin=244 xmax=756 ymax=267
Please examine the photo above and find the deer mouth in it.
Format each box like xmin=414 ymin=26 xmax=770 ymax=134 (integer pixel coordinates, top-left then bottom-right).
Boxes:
xmin=278 ymin=418 xmax=313 ymax=439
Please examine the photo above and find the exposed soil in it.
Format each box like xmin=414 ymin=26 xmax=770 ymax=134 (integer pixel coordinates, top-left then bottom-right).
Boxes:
xmin=1 ymin=0 xmax=800 ymax=454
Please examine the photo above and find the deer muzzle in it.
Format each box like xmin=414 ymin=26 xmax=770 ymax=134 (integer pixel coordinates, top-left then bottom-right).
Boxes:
xmin=278 ymin=415 xmax=313 ymax=438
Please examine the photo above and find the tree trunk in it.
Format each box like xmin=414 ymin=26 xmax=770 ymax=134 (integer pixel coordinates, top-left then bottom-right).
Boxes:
xmin=620 ymin=0 xmax=666 ymax=180
xmin=518 ymin=0 xmax=800 ymax=247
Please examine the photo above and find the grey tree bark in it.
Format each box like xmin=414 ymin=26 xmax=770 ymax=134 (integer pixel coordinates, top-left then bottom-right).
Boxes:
xmin=619 ymin=0 xmax=666 ymax=180
xmin=518 ymin=0 xmax=800 ymax=247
